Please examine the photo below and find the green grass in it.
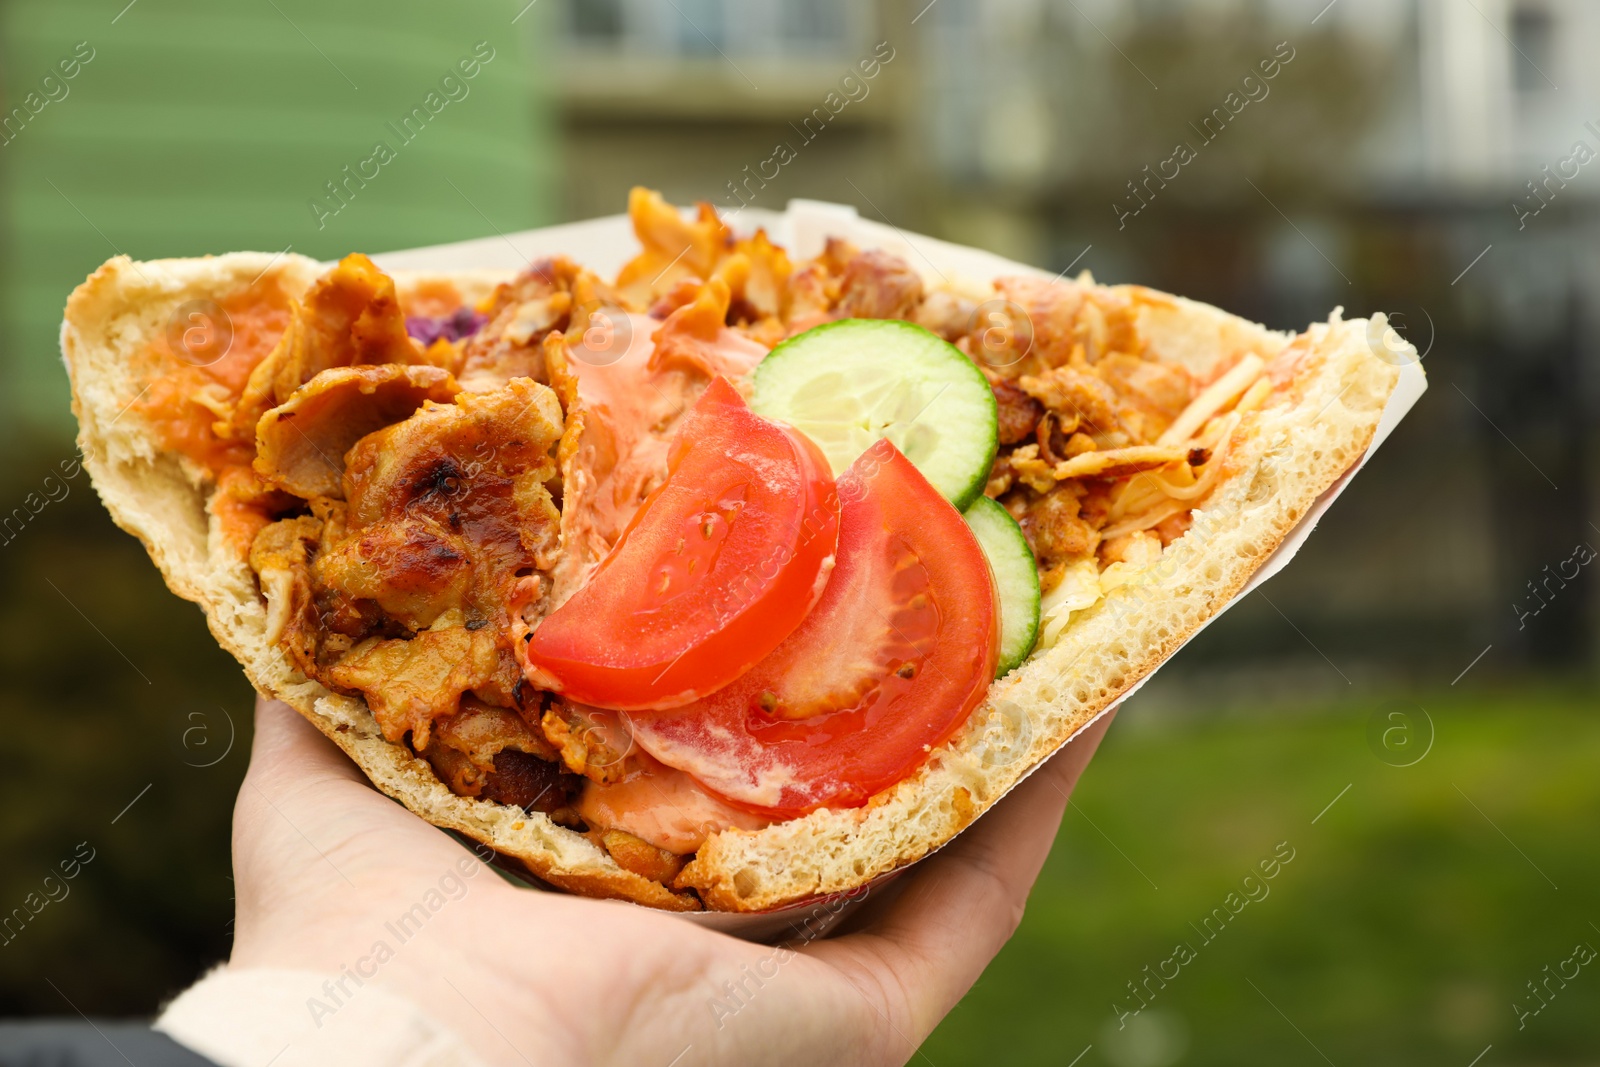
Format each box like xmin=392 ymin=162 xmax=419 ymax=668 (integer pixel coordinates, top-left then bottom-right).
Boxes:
xmin=920 ymin=690 xmax=1600 ymax=1066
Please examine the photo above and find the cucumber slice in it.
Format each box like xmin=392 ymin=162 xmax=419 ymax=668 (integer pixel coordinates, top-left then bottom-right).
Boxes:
xmin=750 ymin=319 xmax=999 ymax=509
xmin=964 ymin=496 xmax=1042 ymax=677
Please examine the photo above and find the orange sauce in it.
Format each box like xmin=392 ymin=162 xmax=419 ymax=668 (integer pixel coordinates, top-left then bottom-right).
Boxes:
xmin=131 ymin=275 xmax=298 ymax=555
xmin=134 ymin=275 xmax=293 ymax=467
xmin=136 ymin=367 xmax=255 ymax=473
xmin=213 ymin=466 xmax=278 ymax=557
xmin=207 ymin=281 xmax=294 ymax=393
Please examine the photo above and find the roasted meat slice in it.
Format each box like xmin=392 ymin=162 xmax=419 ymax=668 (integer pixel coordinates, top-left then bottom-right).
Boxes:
xmin=986 ymin=275 xmax=1140 ymax=371
xmin=541 ymin=701 xmax=646 ymax=786
xmin=328 ymin=625 xmax=502 ymax=748
xmin=914 ymin=290 xmax=978 ymax=342
xmin=784 ymin=261 xmax=840 ymax=335
xmin=233 ymin=253 xmax=427 ymax=436
xmin=321 ymin=378 xmax=564 ymax=624
xmin=253 ymin=365 xmax=460 ymax=499
xmin=457 ymin=256 xmax=615 ymax=392
xmin=249 ymin=513 xmax=325 ymax=678
xmin=990 ymin=275 xmax=1090 ymax=373
xmin=836 ymin=248 xmax=924 ymax=321
xmin=715 ymin=228 xmax=793 ymax=323
xmin=614 ymin=187 xmax=732 ymax=306
xmin=1095 ymin=353 xmax=1195 ymax=441
xmin=647 ymin=279 xmax=767 ymax=381
xmin=993 ymin=379 xmax=1045 ymax=445
xmin=315 ymin=512 xmax=479 ymax=635
xmin=482 ymin=750 xmax=582 ymax=813
xmin=1019 ymin=487 xmax=1100 ymax=564
xmin=308 ymin=379 xmax=565 ymax=743
xmin=1019 ymin=364 xmax=1140 ymax=442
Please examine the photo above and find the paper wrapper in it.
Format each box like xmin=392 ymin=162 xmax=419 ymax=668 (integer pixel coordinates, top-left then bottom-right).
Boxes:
xmin=376 ymin=201 xmax=1427 ymax=941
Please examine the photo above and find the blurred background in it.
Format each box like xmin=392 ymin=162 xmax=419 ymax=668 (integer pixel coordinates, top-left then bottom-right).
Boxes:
xmin=1 ymin=0 xmax=1596 ymax=1063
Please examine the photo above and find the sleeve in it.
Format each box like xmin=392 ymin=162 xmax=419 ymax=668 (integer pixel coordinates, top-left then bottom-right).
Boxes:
xmin=0 ymin=1019 xmax=220 ymax=1067
xmin=153 ymin=966 xmax=491 ymax=1067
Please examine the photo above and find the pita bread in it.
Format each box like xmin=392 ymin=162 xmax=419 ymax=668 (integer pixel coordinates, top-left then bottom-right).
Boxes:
xmin=62 ymin=245 xmax=1407 ymax=913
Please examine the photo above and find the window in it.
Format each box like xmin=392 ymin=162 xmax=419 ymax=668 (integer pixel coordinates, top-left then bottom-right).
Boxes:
xmin=675 ymin=0 xmax=727 ymax=55
xmin=570 ymin=0 xmax=623 ymax=43
xmin=779 ymin=0 xmax=848 ymax=53
xmin=1510 ymin=4 xmax=1555 ymax=92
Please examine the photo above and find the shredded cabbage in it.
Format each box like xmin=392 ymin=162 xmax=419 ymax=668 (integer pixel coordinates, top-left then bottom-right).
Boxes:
xmin=1036 ymin=558 xmax=1104 ymax=650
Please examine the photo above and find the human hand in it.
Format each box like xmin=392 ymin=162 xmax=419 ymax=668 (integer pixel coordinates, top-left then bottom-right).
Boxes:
xmin=226 ymin=696 xmax=1114 ymax=1067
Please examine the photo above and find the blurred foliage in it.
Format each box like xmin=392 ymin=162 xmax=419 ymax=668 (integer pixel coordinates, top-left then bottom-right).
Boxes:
xmin=0 ymin=443 xmax=251 ymax=1014
xmin=922 ymin=688 xmax=1600 ymax=1066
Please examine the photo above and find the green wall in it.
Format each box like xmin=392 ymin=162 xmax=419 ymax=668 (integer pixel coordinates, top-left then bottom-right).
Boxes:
xmin=1 ymin=0 xmax=557 ymax=440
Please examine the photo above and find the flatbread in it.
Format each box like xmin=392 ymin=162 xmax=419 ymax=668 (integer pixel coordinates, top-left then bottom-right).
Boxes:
xmin=62 ymin=248 xmax=1407 ymax=912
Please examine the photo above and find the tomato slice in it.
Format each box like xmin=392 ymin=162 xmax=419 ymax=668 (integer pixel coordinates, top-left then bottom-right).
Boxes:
xmin=628 ymin=439 xmax=999 ymax=817
xmin=524 ymin=377 xmax=840 ymax=711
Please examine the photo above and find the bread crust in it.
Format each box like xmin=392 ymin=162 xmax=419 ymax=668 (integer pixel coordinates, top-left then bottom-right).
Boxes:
xmin=62 ymin=250 xmax=1407 ymax=913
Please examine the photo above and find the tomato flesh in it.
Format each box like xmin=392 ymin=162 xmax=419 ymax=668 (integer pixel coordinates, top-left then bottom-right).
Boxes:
xmin=628 ymin=440 xmax=999 ymax=816
xmin=524 ymin=377 xmax=840 ymax=711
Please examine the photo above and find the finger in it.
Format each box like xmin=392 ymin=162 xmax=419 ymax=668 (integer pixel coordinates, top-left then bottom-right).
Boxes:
xmin=806 ymin=708 xmax=1116 ymax=1039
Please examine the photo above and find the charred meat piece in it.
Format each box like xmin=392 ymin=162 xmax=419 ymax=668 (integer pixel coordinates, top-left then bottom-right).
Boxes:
xmin=310 ymin=380 xmax=565 ymax=744
xmin=993 ymin=379 xmax=1044 ymax=446
xmin=418 ymin=696 xmax=580 ymax=811
xmin=483 ymin=750 xmax=582 ymax=813
xmin=317 ymin=379 xmax=564 ymax=632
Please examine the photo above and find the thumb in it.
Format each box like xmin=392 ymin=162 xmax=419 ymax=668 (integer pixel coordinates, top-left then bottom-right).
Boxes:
xmin=233 ymin=694 xmax=482 ymax=887
xmin=230 ymin=696 xmax=395 ymax=913
xmin=244 ymin=694 xmax=368 ymax=793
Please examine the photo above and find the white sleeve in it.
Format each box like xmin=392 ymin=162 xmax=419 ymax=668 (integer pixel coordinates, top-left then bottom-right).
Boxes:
xmin=155 ymin=966 xmax=491 ymax=1067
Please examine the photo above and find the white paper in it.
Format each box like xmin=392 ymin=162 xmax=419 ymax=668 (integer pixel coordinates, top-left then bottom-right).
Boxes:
xmin=375 ymin=200 xmax=1427 ymax=938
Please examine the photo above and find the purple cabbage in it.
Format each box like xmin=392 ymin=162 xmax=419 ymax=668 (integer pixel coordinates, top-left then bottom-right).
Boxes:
xmin=407 ymin=306 xmax=488 ymax=346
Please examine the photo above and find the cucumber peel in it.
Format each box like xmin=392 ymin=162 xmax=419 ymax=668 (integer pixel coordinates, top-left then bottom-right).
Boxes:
xmin=964 ymin=496 xmax=1042 ymax=677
